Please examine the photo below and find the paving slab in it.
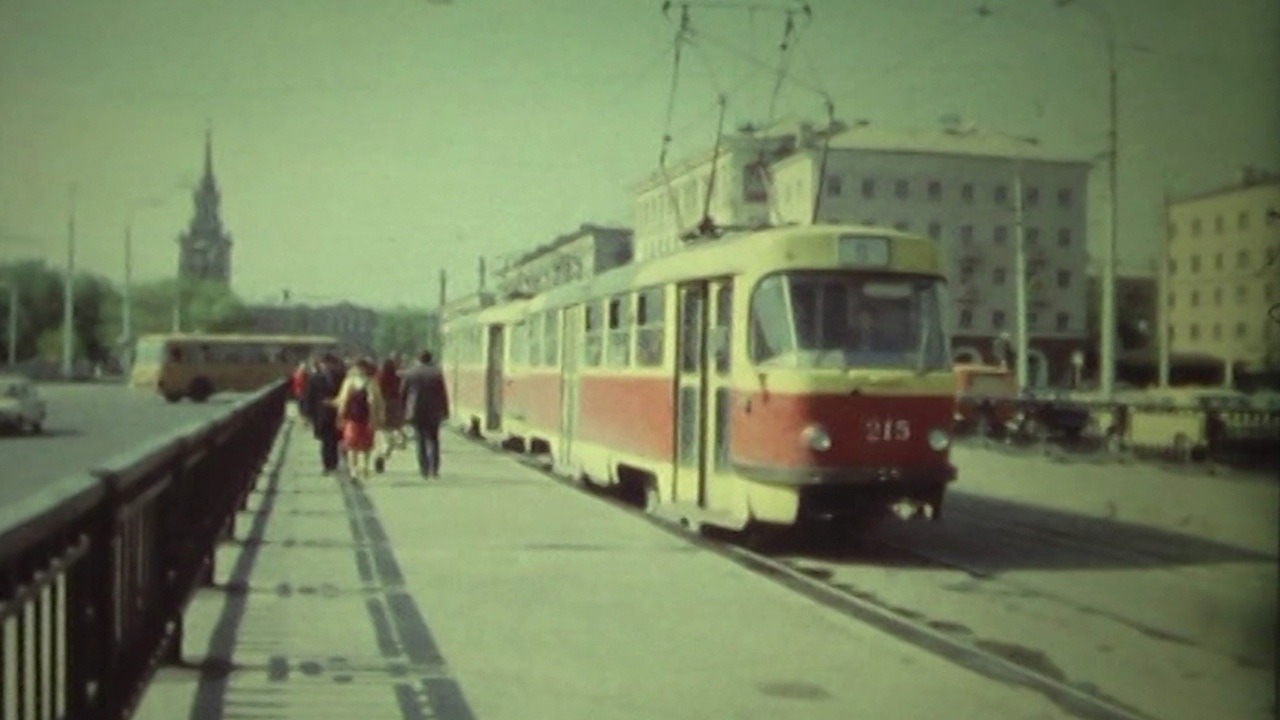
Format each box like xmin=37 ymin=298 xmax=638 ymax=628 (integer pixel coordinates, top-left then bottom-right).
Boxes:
xmin=133 ymin=422 xmax=1078 ymax=720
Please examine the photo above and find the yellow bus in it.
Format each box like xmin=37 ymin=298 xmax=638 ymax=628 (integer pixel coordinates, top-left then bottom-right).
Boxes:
xmin=130 ymin=333 xmax=341 ymax=402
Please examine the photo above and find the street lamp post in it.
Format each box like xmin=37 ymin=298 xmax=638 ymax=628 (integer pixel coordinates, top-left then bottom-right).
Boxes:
xmin=0 ymin=281 xmax=17 ymax=367
xmin=1012 ymin=168 xmax=1030 ymax=391
xmin=62 ymin=184 xmax=78 ymax=379
xmin=1055 ymin=0 xmax=1120 ymax=399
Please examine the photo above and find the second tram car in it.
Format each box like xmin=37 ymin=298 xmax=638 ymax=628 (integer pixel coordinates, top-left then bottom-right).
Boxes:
xmin=441 ymin=224 xmax=957 ymax=534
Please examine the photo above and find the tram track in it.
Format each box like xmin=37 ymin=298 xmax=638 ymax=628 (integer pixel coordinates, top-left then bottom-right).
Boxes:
xmin=455 ymin=430 xmax=1157 ymax=720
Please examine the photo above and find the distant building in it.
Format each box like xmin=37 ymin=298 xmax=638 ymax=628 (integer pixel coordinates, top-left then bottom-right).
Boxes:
xmin=492 ymin=223 xmax=633 ymax=298
xmin=249 ymin=302 xmax=379 ymax=356
xmin=1165 ymin=167 xmax=1280 ymax=374
xmin=177 ymin=130 xmax=233 ymax=285
xmin=631 ymin=122 xmax=816 ymax=262
xmin=631 ymin=121 xmax=1094 ymax=386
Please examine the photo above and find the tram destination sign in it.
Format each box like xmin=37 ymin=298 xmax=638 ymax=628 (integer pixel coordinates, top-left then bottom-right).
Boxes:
xmin=837 ymin=234 xmax=891 ymax=268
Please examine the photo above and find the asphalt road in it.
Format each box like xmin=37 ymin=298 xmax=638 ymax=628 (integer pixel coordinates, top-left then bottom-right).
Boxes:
xmin=0 ymin=381 xmax=251 ymax=506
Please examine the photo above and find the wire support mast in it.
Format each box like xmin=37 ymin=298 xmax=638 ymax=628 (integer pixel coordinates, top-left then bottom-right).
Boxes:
xmin=658 ymin=2 xmax=694 ymax=238
xmin=809 ymin=95 xmax=836 ymax=224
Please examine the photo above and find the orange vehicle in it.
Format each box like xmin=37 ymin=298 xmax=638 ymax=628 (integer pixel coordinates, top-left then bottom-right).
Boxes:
xmin=953 ymin=362 xmax=1018 ymax=435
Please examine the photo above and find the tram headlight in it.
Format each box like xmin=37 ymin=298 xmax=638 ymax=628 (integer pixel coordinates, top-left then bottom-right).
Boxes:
xmin=801 ymin=424 xmax=832 ymax=452
xmin=927 ymin=428 xmax=950 ymax=451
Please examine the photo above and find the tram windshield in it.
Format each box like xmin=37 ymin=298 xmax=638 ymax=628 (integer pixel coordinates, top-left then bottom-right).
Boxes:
xmin=749 ymin=272 xmax=951 ymax=371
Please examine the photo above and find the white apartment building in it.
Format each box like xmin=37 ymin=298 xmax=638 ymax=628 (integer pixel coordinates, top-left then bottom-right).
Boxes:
xmin=631 ymin=122 xmax=835 ymax=261
xmin=493 ymin=223 xmax=633 ymax=299
xmin=631 ymin=123 xmax=1094 ymax=386
xmin=1166 ymin=168 xmax=1280 ymax=374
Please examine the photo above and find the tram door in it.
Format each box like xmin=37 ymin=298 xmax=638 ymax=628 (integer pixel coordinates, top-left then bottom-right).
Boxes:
xmin=702 ymin=279 xmax=734 ymax=510
xmin=673 ymin=282 xmax=709 ymax=506
xmin=559 ymin=305 xmax=581 ymax=465
xmin=485 ymin=324 xmax=505 ymax=432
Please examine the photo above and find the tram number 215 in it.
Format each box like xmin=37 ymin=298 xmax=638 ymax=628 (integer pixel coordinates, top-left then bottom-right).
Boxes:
xmin=865 ymin=418 xmax=911 ymax=442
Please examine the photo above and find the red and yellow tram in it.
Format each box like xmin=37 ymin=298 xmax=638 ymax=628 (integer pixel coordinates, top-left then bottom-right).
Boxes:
xmin=442 ymin=224 xmax=957 ymax=533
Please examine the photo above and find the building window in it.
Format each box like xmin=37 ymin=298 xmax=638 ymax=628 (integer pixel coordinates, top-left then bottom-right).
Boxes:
xmin=1191 ymin=255 xmax=1201 ymax=273
xmin=994 ymin=226 xmax=1008 ymax=245
xmin=1213 ymin=287 xmax=1223 ymax=306
xmin=961 ymin=183 xmax=975 ymax=202
xmin=1057 ymin=227 xmax=1071 ymax=247
xmin=1212 ymin=323 xmax=1222 ymax=340
xmin=1191 ymin=218 xmax=1202 ymax=236
xmin=1236 ymin=322 xmax=1248 ymax=339
xmin=1169 ymin=221 xmax=1177 ymax=239
xmin=1057 ymin=188 xmax=1072 ymax=207
xmin=1028 ymin=312 xmax=1039 ymax=328
xmin=1026 ymin=227 xmax=1041 ymax=245
xmin=1167 ymin=291 xmax=1175 ymax=308
xmin=1168 ymin=325 xmax=1175 ymax=343
xmin=1215 ymin=215 xmax=1225 ymax=234
xmin=1057 ymin=270 xmax=1071 ymax=288
xmin=927 ymin=180 xmax=942 ymax=201
xmin=927 ymin=222 xmax=942 ymax=239
xmin=959 ymin=309 xmax=973 ymax=328
xmin=1237 ymin=285 xmax=1249 ymax=303
xmin=993 ymin=267 xmax=1007 ymax=284
xmin=960 ymin=225 xmax=974 ymax=244
xmin=1056 ymin=312 xmax=1070 ymax=331
xmin=1237 ymin=250 xmax=1250 ymax=268
xmin=1215 ymin=252 xmax=1224 ymax=270
xmin=894 ymin=220 xmax=909 ymax=231
xmin=826 ymin=174 xmax=843 ymax=196
xmin=992 ymin=310 xmax=1007 ymax=329
xmin=861 ymin=178 xmax=875 ymax=198
xmin=1239 ymin=211 xmax=1250 ymax=230
xmin=1168 ymin=258 xmax=1177 ymax=275
xmin=994 ymin=185 xmax=1008 ymax=204
xmin=1189 ymin=323 xmax=1200 ymax=341
xmin=894 ymin=179 xmax=909 ymax=199
xmin=1190 ymin=290 xmax=1200 ymax=307
xmin=1025 ymin=186 xmax=1040 ymax=207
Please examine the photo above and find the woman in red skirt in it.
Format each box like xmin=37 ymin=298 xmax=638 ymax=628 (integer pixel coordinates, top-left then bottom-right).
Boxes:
xmin=335 ymin=358 xmax=385 ymax=481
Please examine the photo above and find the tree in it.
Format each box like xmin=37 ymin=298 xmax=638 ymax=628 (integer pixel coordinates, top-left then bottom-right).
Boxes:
xmin=127 ymin=278 xmax=255 ymax=336
xmin=0 ymin=261 xmax=119 ymax=363
xmin=373 ymin=308 xmax=441 ymax=358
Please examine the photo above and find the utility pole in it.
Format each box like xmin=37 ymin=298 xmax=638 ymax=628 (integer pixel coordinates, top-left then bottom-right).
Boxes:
xmin=1099 ymin=36 xmax=1120 ymax=400
xmin=1013 ymin=166 xmax=1029 ymax=392
xmin=438 ymin=269 xmax=447 ymax=308
xmin=61 ymin=184 xmax=77 ymax=379
xmin=1 ymin=282 xmax=16 ymax=367
xmin=1157 ymin=188 xmax=1171 ymax=388
xmin=478 ymin=257 xmax=487 ymax=293
xmin=122 ymin=222 xmax=134 ymax=357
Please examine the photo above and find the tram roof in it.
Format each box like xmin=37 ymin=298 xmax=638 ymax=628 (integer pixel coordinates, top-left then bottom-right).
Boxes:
xmin=448 ymin=223 xmax=937 ymax=324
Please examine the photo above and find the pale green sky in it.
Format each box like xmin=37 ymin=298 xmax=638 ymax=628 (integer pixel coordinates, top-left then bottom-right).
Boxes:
xmin=1 ymin=0 xmax=1276 ymax=308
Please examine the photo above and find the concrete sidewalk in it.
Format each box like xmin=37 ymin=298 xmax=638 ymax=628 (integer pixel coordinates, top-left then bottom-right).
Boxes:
xmin=949 ymin=442 xmax=1279 ymax=557
xmin=134 ymin=421 xmax=1076 ymax=720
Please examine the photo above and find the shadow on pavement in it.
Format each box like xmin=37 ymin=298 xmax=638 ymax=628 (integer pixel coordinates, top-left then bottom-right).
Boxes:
xmin=764 ymin=489 xmax=1276 ymax=573
xmin=177 ymin=423 xmax=478 ymax=720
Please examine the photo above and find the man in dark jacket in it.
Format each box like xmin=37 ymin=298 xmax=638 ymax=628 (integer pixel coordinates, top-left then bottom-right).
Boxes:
xmin=303 ymin=353 xmax=346 ymax=474
xmin=399 ymin=350 xmax=450 ymax=478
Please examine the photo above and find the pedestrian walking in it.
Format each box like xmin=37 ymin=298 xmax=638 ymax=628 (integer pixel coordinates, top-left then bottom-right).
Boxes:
xmin=303 ymin=353 xmax=346 ymax=474
xmin=399 ymin=350 xmax=450 ymax=478
xmin=335 ymin=358 xmax=385 ymax=482
xmin=374 ymin=356 xmax=408 ymax=473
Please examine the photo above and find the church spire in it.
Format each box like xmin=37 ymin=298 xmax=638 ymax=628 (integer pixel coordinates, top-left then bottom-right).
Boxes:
xmin=203 ymin=126 xmax=214 ymax=180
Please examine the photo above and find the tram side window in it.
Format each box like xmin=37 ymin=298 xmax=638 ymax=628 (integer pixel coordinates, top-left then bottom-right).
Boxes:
xmin=711 ymin=283 xmax=733 ymax=375
xmin=749 ymin=275 xmax=793 ymax=364
xmin=635 ymin=287 xmax=666 ymax=367
xmin=529 ymin=314 xmax=543 ymax=368
xmin=512 ymin=322 xmax=528 ymax=368
xmin=584 ymin=303 xmax=604 ymax=367
xmin=607 ymin=295 xmax=632 ymax=367
xmin=543 ymin=310 xmax=559 ymax=366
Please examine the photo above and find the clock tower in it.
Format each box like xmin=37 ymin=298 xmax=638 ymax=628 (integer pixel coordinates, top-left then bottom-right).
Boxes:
xmin=177 ymin=129 xmax=233 ymax=285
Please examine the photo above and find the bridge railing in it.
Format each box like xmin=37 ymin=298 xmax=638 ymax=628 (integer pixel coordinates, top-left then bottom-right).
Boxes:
xmin=954 ymin=394 xmax=1280 ymax=470
xmin=0 ymin=381 xmax=287 ymax=720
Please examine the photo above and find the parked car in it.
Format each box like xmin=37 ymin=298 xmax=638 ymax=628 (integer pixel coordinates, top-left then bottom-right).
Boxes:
xmin=0 ymin=374 xmax=47 ymax=435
